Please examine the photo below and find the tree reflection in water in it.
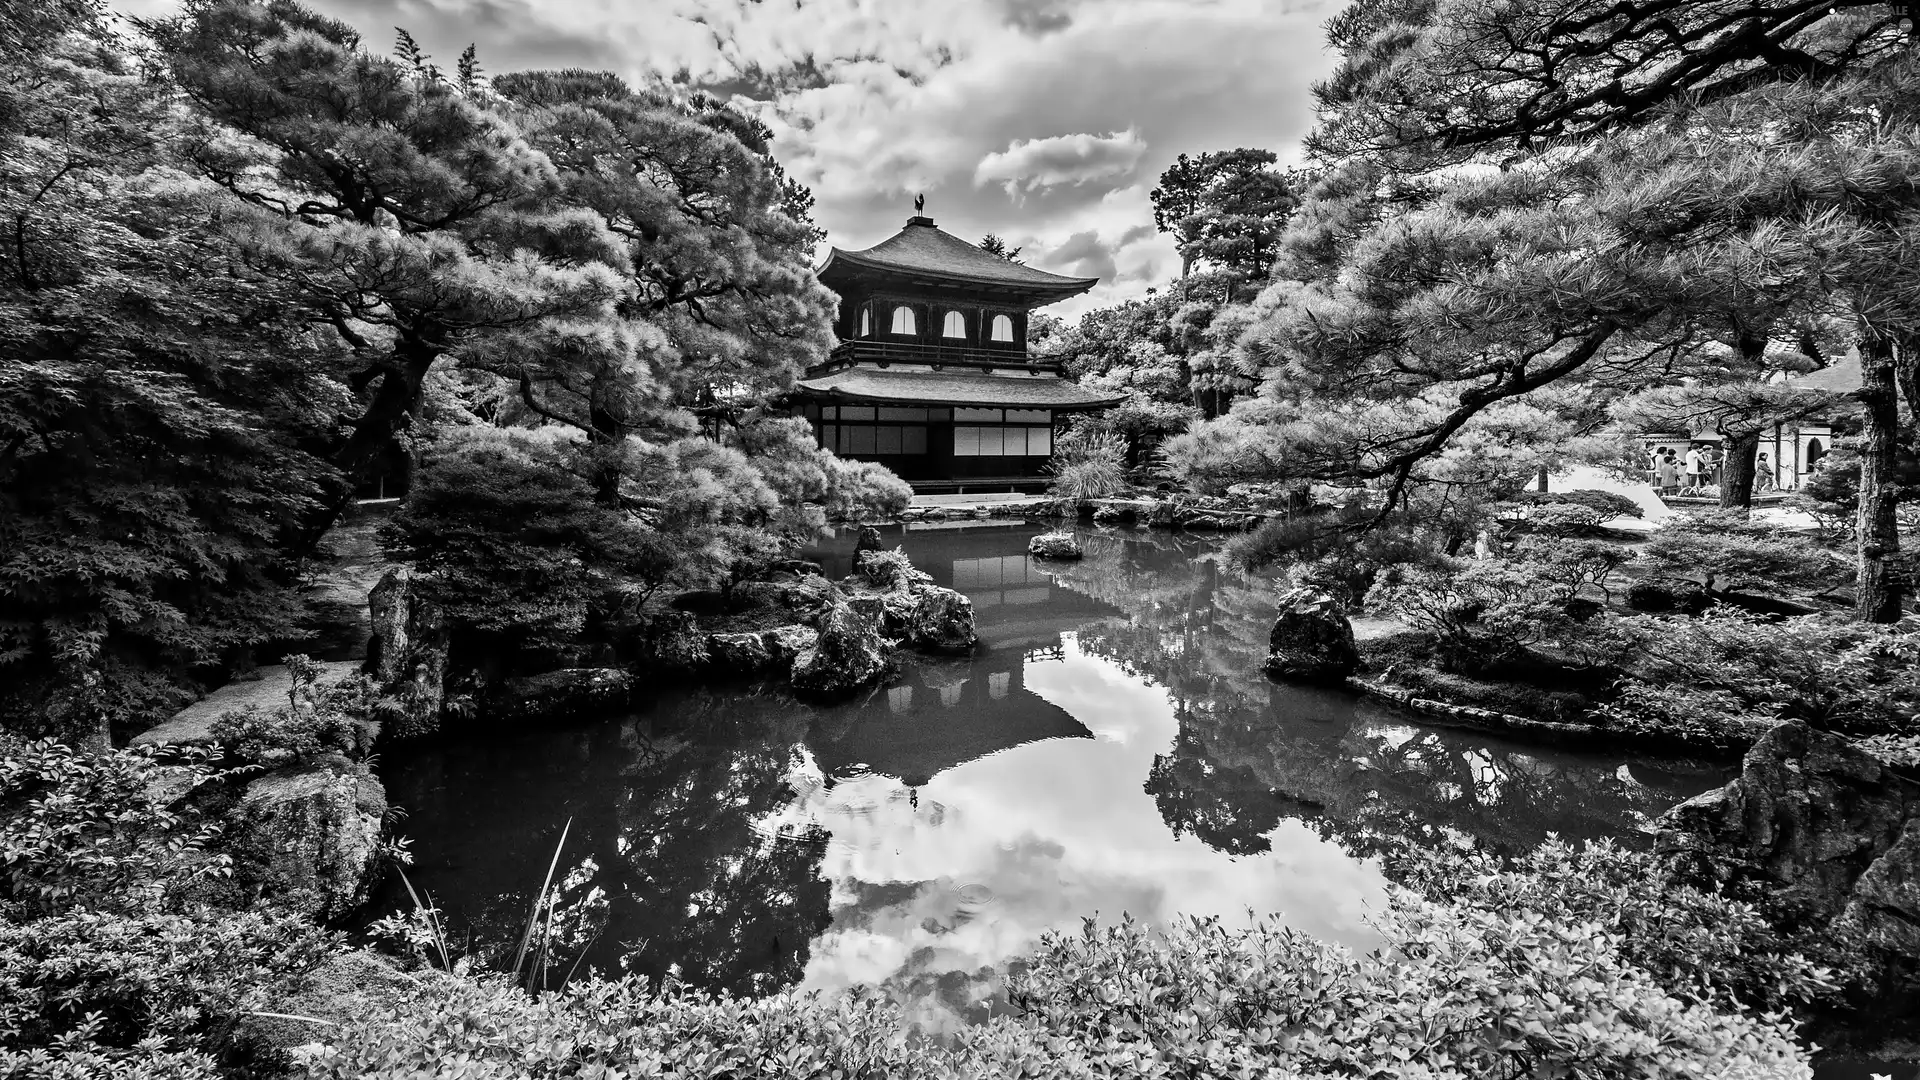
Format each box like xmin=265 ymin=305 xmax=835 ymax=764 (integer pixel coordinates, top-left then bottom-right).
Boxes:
xmin=375 ymin=522 xmax=1730 ymax=1019
xmin=372 ymin=692 xmax=835 ymax=996
xmin=1040 ymin=527 xmax=1728 ymax=858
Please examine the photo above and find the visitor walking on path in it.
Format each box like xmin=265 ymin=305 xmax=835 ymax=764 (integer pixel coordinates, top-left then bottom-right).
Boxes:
xmin=1655 ymin=450 xmax=1680 ymax=496
xmin=1755 ymin=452 xmax=1778 ymax=492
xmin=1683 ymin=445 xmax=1706 ymax=495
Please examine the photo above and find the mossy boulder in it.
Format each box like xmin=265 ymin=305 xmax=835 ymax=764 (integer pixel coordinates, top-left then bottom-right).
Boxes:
xmin=1028 ymin=532 xmax=1083 ymax=561
xmin=1264 ymin=588 xmax=1360 ymax=685
xmin=224 ymin=757 xmax=386 ymax=921
xmin=494 ymin=668 xmax=635 ymax=723
xmin=907 ymin=586 xmax=977 ymax=654
xmin=790 ymin=602 xmax=888 ymax=701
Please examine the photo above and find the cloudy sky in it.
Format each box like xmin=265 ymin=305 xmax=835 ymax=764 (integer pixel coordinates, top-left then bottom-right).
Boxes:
xmin=127 ymin=0 xmax=1345 ymax=317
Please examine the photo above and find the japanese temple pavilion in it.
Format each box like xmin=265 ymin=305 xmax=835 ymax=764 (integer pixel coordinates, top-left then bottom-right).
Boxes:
xmin=794 ymin=212 xmax=1121 ymax=492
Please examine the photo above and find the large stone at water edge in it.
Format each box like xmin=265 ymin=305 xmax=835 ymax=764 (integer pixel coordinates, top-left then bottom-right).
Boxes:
xmin=1263 ymin=588 xmax=1360 ymax=684
xmin=1658 ymin=721 xmax=1920 ymax=950
xmin=1028 ymin=531 xmax=1083 ymax=561
xmin=365 ymin=567 xmax=449 ymax=737
xmin=225 ymin=757 xmax=386 ymax=921
xmin=790 ymin=602 xmax=888 ymax=701
xmin=907 ymin=585 xmax=977 ymax=654
xmin=495 ymin=668 xmax=635 ymax=723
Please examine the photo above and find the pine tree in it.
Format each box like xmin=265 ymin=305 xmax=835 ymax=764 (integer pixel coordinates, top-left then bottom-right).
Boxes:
xmin=144 ymin=1 xmax=628 ymax=542
xmin=1203 ymin=0 xmax=1920 ymax=620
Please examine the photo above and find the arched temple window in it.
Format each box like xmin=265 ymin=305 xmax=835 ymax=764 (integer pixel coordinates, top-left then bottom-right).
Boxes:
xmin=990 ymin=314 xmax=1014 ymax=342
xmin=858 ymin=308 xmax=871 ymax=336
xmin=942 ymin=311 xmax=966 ymax=338
xmin=890 ymin=306 xmax=916 ymax=334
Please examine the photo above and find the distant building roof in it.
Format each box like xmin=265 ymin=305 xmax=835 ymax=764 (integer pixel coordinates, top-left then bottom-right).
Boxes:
xmin=816 ymin=216 xmax=1099 ymax=302
xmin=795 ymin=367 xmax=1121 ymax=410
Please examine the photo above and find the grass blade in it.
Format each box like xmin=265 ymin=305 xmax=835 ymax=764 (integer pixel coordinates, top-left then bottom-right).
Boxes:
xmin=394 ymin=864 xmax=449 ymax=972
xmin=510 ymin=817 xmax=571 ymax=983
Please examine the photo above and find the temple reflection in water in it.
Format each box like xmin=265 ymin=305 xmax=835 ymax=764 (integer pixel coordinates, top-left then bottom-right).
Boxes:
xmin=371 ymin=521 xmax=1733 ymax=1028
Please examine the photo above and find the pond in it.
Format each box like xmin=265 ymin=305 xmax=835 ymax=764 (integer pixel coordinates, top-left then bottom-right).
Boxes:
xmin=370 ymin=520 xmax=1734 ymax=1030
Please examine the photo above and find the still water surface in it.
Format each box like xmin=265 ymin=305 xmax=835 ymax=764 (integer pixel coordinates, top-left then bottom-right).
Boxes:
xmin=374 ymin=522 xmax=1732 ymax=1027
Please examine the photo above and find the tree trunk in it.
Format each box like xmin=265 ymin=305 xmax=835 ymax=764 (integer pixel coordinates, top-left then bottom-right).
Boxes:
xmin=588 ymin=401 xmax=626 ymax=506
xmin=1855 ymin=336 xmax=1905 ymax=623
xmin=1719 ymin=429 xmax=1759 ymax=509
xmin=295 ymin=348 xmax=435 ymax=552
xmin=1898 ymin=333 xmax=1920 ymax=429
xmin=333 ymin=360 xmax=429 ymax=490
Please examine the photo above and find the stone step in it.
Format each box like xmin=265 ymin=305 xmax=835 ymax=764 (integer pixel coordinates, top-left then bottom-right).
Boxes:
xmin=131 ymin=661 xmax=362 ymax=748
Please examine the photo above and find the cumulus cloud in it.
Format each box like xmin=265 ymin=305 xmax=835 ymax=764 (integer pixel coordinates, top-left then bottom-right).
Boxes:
xmin=973 ymin=129 xmax=1147 ymax=197
xmin=216 ymin=0 xmax=1340 ymax=311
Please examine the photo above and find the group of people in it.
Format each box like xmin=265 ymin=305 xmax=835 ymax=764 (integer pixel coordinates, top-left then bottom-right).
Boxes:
xmin=1648 ymin=444 xmax=1778 ymax=497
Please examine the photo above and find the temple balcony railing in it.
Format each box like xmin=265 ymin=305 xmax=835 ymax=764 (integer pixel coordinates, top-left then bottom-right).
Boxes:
xmin=825 ymin=339 xmax=1066 ymax=374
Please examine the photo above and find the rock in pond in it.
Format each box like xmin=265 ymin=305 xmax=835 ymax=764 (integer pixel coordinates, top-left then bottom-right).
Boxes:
xmin=1658 ymin=721 xmax=1920 ymax=963
xmin=765 ymin=623 xmax=821 ymax=663
xmin=707 ymin=631 xmax=776 ymax=674
xmin=707 ymin=624 xmax=825 ymax=677
xmin=790 ymin=602 xmax=889 ymax=701
xmin=907 ymin=586 xmax=977 ymax=653
xmin=1263 ymin=588 xmax=1360 ymax=684
xmin=366 ymin=567 xmax=450 ymax=738
xmin=845 ymin=590 xmax=917 ymax=637
xmin=1028 ymin=531 xmax=1083 ymax=561
xmin=495 ymin=668 xmax=635 ymax=723
xmin=225 ymin=757 xmax=386 ymax=921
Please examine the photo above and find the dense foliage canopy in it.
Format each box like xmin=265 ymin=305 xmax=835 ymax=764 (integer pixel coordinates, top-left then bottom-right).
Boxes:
xmin=1160 ymin=0 xmax=1920 ymax=620
xmin=1 ymin=0 xmax=904 ymax=740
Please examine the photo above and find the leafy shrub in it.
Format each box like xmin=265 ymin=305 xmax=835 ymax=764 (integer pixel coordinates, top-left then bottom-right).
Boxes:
xmin=1158 ymin=413 xmax=1284 ymax=495
xmin=0 ymin=738 xmax=331 ymax=1077
xmin=1 ymin=905 xmax=330 ymax=1076
xmin=1013 ymin=903 xmax=1806 ymax=1080
xmin=386 ymin=429 xmax=680 ymax=651
xmin=1508 ymin=487 xmax=1643 ymax=519
xmin=1510 ymin=536 xmax=1634 ymax=601
xmin=1378 ymin=836 xmax=1838 ymax=1015
xmin=1221 ymin=505 xmax=1455 ymax=609
xmin=0 ymin=738 xmax=227 ymax=915
xmin=1366 ymin=563 xmax=1557 ymax=671
xmin=1602 ymin=611 xmax=1920 ymax=738
xmin=819 ymin=454 xmax=913 ymax=522
xmin=1500 ymin=500 xmax=1608 ymax=536
xmin=1854 ymin=733 xmax=1920 ymax=768
xmin=1047 ymin=428 xmax=1128 ymax=501
xmin=209 ymin=659 xmax=378 ymax=768
xmin=1225 ymin=505 xmax=1352 ymax=570
xmin=303 ymin=898 xmax=1809 ymax=1080
xmin=1642 ymin=513 xmax=1851 ymax=596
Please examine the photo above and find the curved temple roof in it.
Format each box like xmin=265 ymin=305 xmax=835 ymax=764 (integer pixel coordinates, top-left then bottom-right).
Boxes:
xmin=796 ymin=367 xmax=1122 ymax=411
xmin=817 ymin=216 xmax=1099 ymax=302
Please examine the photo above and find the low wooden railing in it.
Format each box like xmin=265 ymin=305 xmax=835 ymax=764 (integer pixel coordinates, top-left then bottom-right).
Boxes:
xmin=828 ymin=339 xmax=1063 ymax=372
